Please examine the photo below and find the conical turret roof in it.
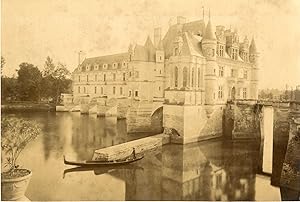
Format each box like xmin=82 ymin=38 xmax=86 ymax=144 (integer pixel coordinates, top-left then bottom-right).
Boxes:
xmin=249 ymin=37 xmax=257 ymax=53
xmin=203 ymin=20 xmax=216 ymax=40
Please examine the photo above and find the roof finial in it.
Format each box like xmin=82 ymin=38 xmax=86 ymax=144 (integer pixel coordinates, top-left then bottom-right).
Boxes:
xmin=202 ymin=6 xmax=205 ymax=21
xmin=209 ymin=8 xmax=211 ymax=20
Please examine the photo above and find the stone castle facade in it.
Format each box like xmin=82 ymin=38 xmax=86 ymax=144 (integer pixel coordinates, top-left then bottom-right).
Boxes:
xmin=67 ymin=16 xmax=259 ymax=143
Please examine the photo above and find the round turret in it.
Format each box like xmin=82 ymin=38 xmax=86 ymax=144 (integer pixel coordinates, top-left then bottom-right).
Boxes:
xmin=202 ymin=19 xmax=217 ymax=61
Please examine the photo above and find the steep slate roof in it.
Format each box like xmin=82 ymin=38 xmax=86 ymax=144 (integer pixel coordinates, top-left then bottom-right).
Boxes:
xmin=162 ymin=20 xmax=205 ymax=58
xmin=180 ymin=32 xmax=203 ymax=57
xmin=132 ymin=36 xmax=156 ymax=62
xmin=81 ymin=52 xmax=129 ymax=67
xmin=249 ymin=38 xmax=257 ymax=54
xmin=203 ymin=20 xmax=216 ymax=40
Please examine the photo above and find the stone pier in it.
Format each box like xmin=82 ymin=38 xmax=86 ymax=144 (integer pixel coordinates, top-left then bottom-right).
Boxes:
xmin=163 ymin=104 xmax=223 ymax=144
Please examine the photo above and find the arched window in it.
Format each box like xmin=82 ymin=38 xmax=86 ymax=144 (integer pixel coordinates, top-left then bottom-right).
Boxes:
xmin=174 ymin=66 xmax=178 ymax=87
xmin=183 ymin=67 xmax=188 ymax=87
xmin=191 ymin=68 xmax=195 ymax=87
xmin=198 ymin=68 xmax=201 ymax=88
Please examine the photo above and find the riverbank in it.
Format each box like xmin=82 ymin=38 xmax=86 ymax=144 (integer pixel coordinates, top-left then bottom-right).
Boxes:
xmin=1 ymin=101 xmax=56 ymax=112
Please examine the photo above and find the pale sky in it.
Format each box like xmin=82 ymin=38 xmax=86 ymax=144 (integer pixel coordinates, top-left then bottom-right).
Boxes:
xmin=2 ymin=0 xmax=300 ymax=90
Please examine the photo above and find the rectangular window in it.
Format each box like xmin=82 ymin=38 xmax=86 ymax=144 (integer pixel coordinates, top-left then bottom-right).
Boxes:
xmin=87 ymin=75 xmax=89 ymax=82
xmin=129 ymin=90 xmax=132 ymax=97
xmin=135 ymin=91 xmax=138 ymax=97
xmin=220 ymin=45 xmax=224 ymax=56
xmin=113 ymin=73 xmax=116 ymax=81
xmin=244 ymin=70 xmax=248 ymax=79
xmin=79 ymin=75 xmax=81 ymax=82
xmin=243 ymin=88 xmax=247 ymax=99
xmin=95 ymin=75 xmax=97 ymax=81
xmin=218 ymin=86 xmax=223 ymax=99
xmin=84 ymin=87 xmax=86 ymax=93
xmin=104 ymin=74 xmax=106 ymax=81
xmin=120 ymin=87 xmax=123 ymax=95
xmin=113 ymin=86 xmax=116 ymax=94
xmin=94 ymin=86 xmax=97 ymax=94
xmin=219 ymin=66 xmax=224 ymax=77
xmin=123 ymin=73 xmax=126 ymax=81
xmin=231 ymin=69 xmax=234 ymax=77
xmin=101 ymin=87 xmax=103 ymax=94
xmin=78 ymin=86 xmax=80 ymax=93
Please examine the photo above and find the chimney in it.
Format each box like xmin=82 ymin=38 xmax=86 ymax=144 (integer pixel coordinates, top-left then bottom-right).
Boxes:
xmin=154 ymin=27 xmax=161 ymax=48
xmin=177 ymin=16 xmax=186 ymax=25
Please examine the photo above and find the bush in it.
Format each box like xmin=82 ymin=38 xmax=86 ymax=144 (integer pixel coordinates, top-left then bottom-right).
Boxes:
xmin=1 ymin=117 xmax=41 ymax=176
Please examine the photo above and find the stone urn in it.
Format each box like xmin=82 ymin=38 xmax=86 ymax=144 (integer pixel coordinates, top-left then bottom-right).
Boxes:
xmin=1 ymin=169 xmax=32 ymax=201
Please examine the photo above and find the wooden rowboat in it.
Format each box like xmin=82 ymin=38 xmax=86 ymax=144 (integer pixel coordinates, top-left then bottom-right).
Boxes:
xmin=63 ymin=155 xmax=144 ymax=167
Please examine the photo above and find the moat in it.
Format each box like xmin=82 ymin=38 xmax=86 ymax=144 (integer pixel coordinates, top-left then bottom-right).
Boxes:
xmin=3 ymin=112 xmax=282 ymax=201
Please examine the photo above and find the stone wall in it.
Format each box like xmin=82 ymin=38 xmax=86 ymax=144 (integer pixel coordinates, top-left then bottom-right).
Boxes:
xmin=224 ymin=103 xmax=260 ymax=139
xmin=163 ymin=104 xmax=224 ymax=144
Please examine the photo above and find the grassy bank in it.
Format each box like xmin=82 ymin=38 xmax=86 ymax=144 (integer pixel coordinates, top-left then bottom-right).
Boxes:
xmin=1 ymin=101 xmax=56 ymax=112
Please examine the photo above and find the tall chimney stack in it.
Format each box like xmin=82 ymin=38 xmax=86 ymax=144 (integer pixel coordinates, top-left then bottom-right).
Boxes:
xmin=154 ymin=27 xmax=162 ymax=48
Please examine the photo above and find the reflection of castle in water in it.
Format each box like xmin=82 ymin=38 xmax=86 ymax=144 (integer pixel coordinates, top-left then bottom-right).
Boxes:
xmin=71 ymin=114 xmax=127 ymax=160
xmin=109 ymin=140 xmax=259 ymax=200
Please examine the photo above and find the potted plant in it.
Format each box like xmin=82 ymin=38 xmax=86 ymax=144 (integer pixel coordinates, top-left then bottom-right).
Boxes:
xmin=1 ymin=117 xmax=41 ymax=201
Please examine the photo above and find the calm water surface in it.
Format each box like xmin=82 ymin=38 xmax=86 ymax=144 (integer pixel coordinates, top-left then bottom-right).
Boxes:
xmin=3 ymin=112 xmax=281 ymax=201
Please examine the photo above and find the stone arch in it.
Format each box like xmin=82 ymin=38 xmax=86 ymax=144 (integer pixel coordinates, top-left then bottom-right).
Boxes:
xmin=150 ymin=106 xmax=163 ymax=133
xmin=174 ymin=66 xmax=178 ymax=87
xmin=183 ymin=67 xmax=188 ymax=88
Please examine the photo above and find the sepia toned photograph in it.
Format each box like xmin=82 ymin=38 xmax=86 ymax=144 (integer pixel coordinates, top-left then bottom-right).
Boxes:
xmin=1 ymin=0 xmax=300 ymax=201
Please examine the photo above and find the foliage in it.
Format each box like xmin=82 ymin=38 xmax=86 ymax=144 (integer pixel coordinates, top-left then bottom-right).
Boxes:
xmin=17 ymin=63 xmax=43 ymax=101
xmin=1 ymin=57 xmax=72 ymax=103
xmin=41 ymin=59 xmax=72 ymax=104
xmin=1 ymin=117 xmax=41 ymax=174
xmin=43 ymin=56 xmax=55 ymax=77
xmin=1 ymin=56 xmax=5 ymax=76
xmin=1 ymin=77 xmax=18 ymax=102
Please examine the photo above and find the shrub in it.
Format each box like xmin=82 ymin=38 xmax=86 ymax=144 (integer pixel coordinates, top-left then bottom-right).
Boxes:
xmin=1 ymin=117 xmax=41 ymax=176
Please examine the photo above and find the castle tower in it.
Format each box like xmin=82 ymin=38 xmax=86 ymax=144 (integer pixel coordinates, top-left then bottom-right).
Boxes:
xmin=240 ymin=36 xmax=249 ymax=62
xmin=249 ymin=37 xmax=259 ymax=99
xmin=202 ymin=17 xmax=217 ymax=105
xmin=156 ymin=39 xmax=165 ymax=63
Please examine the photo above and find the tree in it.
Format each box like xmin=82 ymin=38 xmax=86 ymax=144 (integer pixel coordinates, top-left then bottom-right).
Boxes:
xmin=52 ymin=63 xmax=72 ymax=103
xmin=17 ymin=63 xmax=42 ymax=101
xmin=41 ymin=57 xmax=72 ymax=104
xmin=43 ymin=56 xmax=55 ymax=77
xmin=1 ymin=56 xmax=5 ymax=77
xmin=1 ymin=77 xmax=18 ymax=102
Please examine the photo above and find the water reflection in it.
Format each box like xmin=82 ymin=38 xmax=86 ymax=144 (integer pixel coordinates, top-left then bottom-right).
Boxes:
xmin=108 ymin=141 xmax=261 ymax=201
xmin=2 ymin=112 xmax=280 ymax=200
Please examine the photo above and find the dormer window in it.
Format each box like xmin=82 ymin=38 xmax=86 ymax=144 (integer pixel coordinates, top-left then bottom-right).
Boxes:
xmin=231 ymin=48 xmax=238 ymax=60
xmin=86 ymin=64 xmax=90 ymax=71
xmin=103 ymin=64 xmax=108 ymax=69
xmin=217 ymin=44 xmax=224 ymax=57
xmin=94 ymin=64 xmax=99 ymax=70
xmin=122 ymin=62 xmax=127 ymax=68
xmin=113 ymin=63 xmax=118 ymax=69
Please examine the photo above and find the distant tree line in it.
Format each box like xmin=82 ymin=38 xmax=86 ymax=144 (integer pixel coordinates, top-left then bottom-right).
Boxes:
xmin=1 ymin=56 xmax=72 ymax=104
